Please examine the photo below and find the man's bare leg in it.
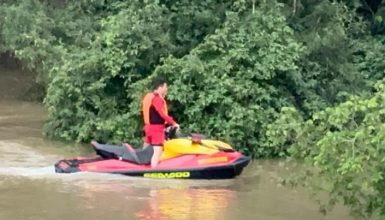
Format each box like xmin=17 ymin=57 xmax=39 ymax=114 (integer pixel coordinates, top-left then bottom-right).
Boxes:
xmin=151 ymin=146 xmax=163 ymax=168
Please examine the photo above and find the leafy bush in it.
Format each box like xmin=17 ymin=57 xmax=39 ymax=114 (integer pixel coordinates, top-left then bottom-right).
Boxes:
xmin=266 ymin=80 xmax=385 ymax=218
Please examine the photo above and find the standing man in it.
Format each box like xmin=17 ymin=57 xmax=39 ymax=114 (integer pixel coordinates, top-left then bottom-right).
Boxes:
xmin=141 ymin=77 xmax=179 ymax=168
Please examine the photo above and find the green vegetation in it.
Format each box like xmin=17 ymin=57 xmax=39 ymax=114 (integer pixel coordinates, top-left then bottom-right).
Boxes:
xmin=1 ymin=0 xmax=385 ymax=218
xmin=266 ymin=81 xmax=385 ymax=219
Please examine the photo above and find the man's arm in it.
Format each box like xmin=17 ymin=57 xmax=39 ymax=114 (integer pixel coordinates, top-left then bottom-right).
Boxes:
xmin=152 ymin=96 xmax=177 ymax=125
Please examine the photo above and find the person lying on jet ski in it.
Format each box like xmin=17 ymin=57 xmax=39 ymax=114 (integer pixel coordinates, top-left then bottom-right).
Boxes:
xmin=141 ymin=77 xmax=180 ymax=168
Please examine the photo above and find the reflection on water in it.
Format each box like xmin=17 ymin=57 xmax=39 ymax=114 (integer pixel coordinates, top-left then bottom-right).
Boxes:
xmin=76 ymin=181 xmax=235 ymax=220
xmin=135 ymin=188 xmax=234 ymax=220
xmin=0 ymin=170 xmax=353 ymax=220
xmin=0 ymin=100 xmax=354 ymax=220
xmin=0 ymin=176 xmax=238 ymax=220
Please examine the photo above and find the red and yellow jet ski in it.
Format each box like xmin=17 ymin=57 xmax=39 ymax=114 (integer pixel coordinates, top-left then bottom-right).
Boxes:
xmin=54 ymin=129 xmax=250 ymax=179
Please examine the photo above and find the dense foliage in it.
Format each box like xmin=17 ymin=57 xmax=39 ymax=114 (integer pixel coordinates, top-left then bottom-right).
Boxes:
xmin=1 ymin=0 xmax=385 ymax=218
xmin=266 ymin=81 xmax=385 ymax=219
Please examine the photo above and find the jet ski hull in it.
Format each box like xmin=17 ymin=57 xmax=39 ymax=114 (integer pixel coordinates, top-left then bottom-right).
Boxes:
xmin=55 ymin=153 xmax=250 ymax=179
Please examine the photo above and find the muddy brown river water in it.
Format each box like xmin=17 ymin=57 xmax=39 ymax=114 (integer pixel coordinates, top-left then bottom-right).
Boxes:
xmin=0 ymin=100 xmax=356 ymax=220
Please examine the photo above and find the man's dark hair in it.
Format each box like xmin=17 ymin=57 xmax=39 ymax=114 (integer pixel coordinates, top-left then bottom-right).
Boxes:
xmin=151 ymin=76 xmax=167 ymax=90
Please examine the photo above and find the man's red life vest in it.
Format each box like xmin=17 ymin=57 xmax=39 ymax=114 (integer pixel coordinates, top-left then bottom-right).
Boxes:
xmin=141 ymin=92 xmax=176 ymax=125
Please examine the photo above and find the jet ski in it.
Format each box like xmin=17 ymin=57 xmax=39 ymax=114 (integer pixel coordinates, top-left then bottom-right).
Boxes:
xmin=54 ymin=128 xmax=251 ymax=179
